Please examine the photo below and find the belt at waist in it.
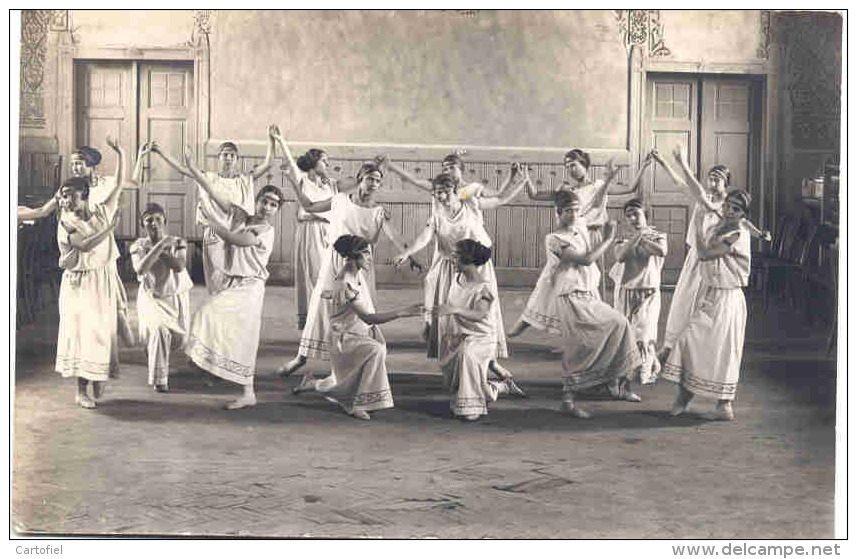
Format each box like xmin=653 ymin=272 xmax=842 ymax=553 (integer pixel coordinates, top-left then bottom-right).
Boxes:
xmin=297 ymin=216 xmax=330 ymax=224
xmin=587 ymin=224 xmax=603 ymax=230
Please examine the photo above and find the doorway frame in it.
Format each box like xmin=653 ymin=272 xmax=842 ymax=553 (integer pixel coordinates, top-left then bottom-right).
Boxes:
xmin=631 ymin=54 xmax=776 ymax=230
xmin=55 ymin=41 xmax=209 ymax=183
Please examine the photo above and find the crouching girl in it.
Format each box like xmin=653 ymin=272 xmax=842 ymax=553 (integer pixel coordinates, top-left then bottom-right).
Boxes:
xmin=436 ymin=239 xmax=525 ymax=421
xmin=298 ymin=234 xmax=422 ymax=420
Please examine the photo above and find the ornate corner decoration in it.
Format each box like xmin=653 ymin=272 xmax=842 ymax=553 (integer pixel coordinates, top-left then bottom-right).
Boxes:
xmin=614 ymin=10 xmax=671 ymax=57
xmin=757 ymin=10 xmax=771 ymax=59
xmin=50 ymin=9 xmax=68 ymax=31
xmin=191 ymin=9 xmax=213 ymax=46
xmin=20 ymin=9 xmax=51 ymax=128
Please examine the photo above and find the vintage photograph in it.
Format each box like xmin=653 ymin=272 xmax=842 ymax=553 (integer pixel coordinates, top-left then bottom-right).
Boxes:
xmin=12 ymin=9 xmax=843 ymax=539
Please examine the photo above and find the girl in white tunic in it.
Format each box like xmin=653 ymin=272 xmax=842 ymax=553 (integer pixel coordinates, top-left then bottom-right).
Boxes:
xmin=651 ymin=147 xmax=769 ymax=362
xmin=150 ymin=126 xmax=276 ymax=294
xmin=271 ymin=133 xmax=339 ymax=330
xmin=130 ymin=202 xmax=193 ymax=392
xmin=436 ymin=240 xmax=524 ymax=421
xmin=300 ymin=235 xmax=423 ymax=420
xmin=550 ymin=191 xmax=643 ymax=419
xmin=610 ymin=198 xmax=667 ymax=384
xmin=184 ymin=185 xmax=285 ymax=410
xmin=382 ymin=154 xmax=527 ymax=377
xmin=277 ymin=163 xmax=420 ymax=382
xmin=392 ymin=171 xmax=528 ymax=370
xmin=663 ymin=189 xmax=753 ymax=421
xmin=54 ymin=174 xmax=126 ymax=409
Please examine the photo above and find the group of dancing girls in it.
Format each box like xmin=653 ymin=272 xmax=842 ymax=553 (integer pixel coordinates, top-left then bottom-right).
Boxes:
xmin=19 ymin=122 xmax=767 ymax=421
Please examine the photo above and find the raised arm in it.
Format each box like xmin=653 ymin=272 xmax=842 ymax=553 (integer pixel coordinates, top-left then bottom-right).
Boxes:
xmin=289 ymin=174 xmax=333 ymax=213
xmin=129 ymin=142 xmax=153 ymax=187
xmin=479 ymin=168 xmax=529 ymax=210
xmin=525 ymin=168 xmax=557 ymax=201
xmin=183 ymin=146 xmax=232 ymax=213
xmin=17 ymin=190 xmax=60 ymax=221
xmin=250 ymin=125 xmax=278 ymax=180
xmin=271 ymin=128 xmax=301 ymax=180
xmin=376 ymin=155 xmax=433 ymax=193
xmin=150 ymin=141 xmax=193 ymax=179
xmin=670 ymin=146 xmax=720 ymax=212
xmin=741 ymin=217 xmax=772 ymax=242
xmin=101 ymin=136 xmax=126 ymax=217
xmin=558 ymin=221 xmax=618 ymax=266
xmin=626 ymin=152 xmax=655 ymax=195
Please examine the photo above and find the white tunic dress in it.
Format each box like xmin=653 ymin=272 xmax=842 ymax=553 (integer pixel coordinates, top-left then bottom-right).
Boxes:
xmin=424 ymin=197 xmax=507 ymax=360
xmin=195 ymin=171 xmax=256 ymax=295
xmin=662 ymin=227 xmax=750 ymax=400
xmin=185 ymin=223 xmax=274 ymax=385
xmin=130 ymin=237 xmax=193 ymax=387
xmin=55 ymin=203 xmax=123 ymax=382
xmin=294 ymin=173 xmax=337 ymax=329
xmin=316 ymin=268 xmax=394 ymax=414
xmin=298 ymin=193 xmax=387 ymax=359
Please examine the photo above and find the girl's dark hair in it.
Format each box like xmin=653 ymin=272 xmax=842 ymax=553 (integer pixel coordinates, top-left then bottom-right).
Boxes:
xmin=554 ymin=190 xmax=581 ymax=211
xmin=297 ymin=149 xmax=326 ymax=173
xmin=623 ymin=198 xmax=645 ymax=213
xmin=725 ymin=188 xmax=751 ymax=214
xmin=563 ymin=148 xmax=591 ymax=170
xmin=442 ymin=153 xmax=464 ymax=170
xmin=356 ymin=162 xmax=384 ymax=184
xmin=217 ymin=141 xmax=239 ymax=155
xmin=256 ymin=184 xmax=286 ymax=207
xmin=456 ymin=239 xmax=492 ymax=267
xmin=708 ymin=165 xmax=731 ymax=187
xmin=74 ymin=146 xmax=102 ymax=167
xmin=432 ymin=173 xmax=457 ymax=192
xmin=140 ymin=202 xmax=166 ymax=225
xmin=62 ymin=176 xmax=91 ymax=200
xmin=333 ymin=234 xmax=370 ymax=259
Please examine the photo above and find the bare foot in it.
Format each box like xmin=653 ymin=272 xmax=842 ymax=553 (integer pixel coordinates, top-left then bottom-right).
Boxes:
xmin=75 ymin=393 xmax=96 ymax=409
xmin=277 ymin=355 xmax=306 ymax=378
xmin=462 ymin=414 xmax=481 ymax=421
xmin=155 ymin=385 xmax=169 ymax=393
xmin=559 ymin=400 xmax=591 ymax=419
xmin=225 ymin=395 xmax=257 ymax=410
xmin=350 ymin=410 xmax=371 ymax=420
xmin=91 ymin=381 xmax=106 ymax=400
xmin=292 ymin=376 xmax=317 ymax=395
xmin=505 ymin=378 xmax=527 ymax=398
xmin=670 ymin=398 xmax=689 ymax=417
xmin=709 ymin=402 xmax=735 ymax=421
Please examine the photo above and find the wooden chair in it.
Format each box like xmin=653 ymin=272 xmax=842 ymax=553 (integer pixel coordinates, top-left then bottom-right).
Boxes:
xmin=758 ymin=215 xmax=799 ymax=312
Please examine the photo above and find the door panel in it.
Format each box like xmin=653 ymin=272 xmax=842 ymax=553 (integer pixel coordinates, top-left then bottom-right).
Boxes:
xmin=138 ymin=62 xmax=196 ymax=239
xmin=644 ymin=75 xmax=698 ymax=284
xmin=75 ymin=61 xmax=137 ymax=238
xmin=701 ymin=79 xmax=752 ymax=192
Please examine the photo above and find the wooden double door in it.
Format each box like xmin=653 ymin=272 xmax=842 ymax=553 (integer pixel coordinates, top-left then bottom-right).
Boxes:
xmin=642 ymin=74 xmax=763 ymax=284
xmin=74 ymin=60 xmax=196 ymax=240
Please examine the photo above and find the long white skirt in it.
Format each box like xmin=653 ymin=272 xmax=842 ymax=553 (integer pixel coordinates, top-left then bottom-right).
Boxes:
xmin=518 ymin=262 xmax=562 ymax=334
xmin=319 ymin=327 xmax=394 ymax=413
xmin=616 ymin=286 xmax=661 ymax=384
xmin=663 ymin=246 xmax=702 ymax=348
xmin=424 ymin=257 xmax=508 ymax=359
xmin=294 ymin=220 xmax=329 ymax=330
xmin=201 ymin=227 xmax=227 ymax=295
xmin=662 ymin=286 xmax=747 ymax=401
xmin=441 ymin=334 xmax=502 ymax=417
xmin=55 ymin=266 xmax=121 ymax=382
xmin=185 ymin=276 xmax=265 ymax=385
xmin=556 ymin=292 xmax=642 ymax=395
xmin=137 ymin=287 xmax=191 ymax=387
xmin=298 ymin=249 xmax=377 ymax=360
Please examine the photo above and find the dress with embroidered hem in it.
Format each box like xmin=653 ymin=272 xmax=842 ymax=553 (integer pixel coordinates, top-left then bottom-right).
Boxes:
xmin=662 ymin=227 xmax=750 ymax=400
xmin=55 ymin=203 xmax=122 ymax=382
xmin=423 ymin=196 xmax=507 ymax=360
xmin=185 ymin=222 xmax=273 ymax=386
xmin=297 ymin=192 xmax=386 ymax=360
xmin=551 ymin=226 xmax=642 ymax=395
xmin=316 ymin=268 xmax=394 ymax=413
xmin=130 ymin=237 xmax=193 ymax=387
xmin=517 ymin=232 xmax=571 ymax=334
xmin=440 ymin=280 xmax=505 ymax=417
xmin=295 ymin=172 xmax=337 ymax=329
xmin=196 ymin=171 xmax=256 ymax=295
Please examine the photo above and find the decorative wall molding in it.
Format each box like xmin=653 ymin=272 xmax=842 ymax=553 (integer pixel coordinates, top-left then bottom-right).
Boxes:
xmin=50 ymin=9 xmax=68 ymax=31
xmin=778 ymin=12 xmax=842 ymax=150
xmin=757 ymin=10 xmax=771 ymax=59
xmin=614 ymin=10 xmax=670 ymax=57
xmin=20 ymin=9 xmax=51 ymax=128
xmin=191 ymin=9 xmax=212 ymax=46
